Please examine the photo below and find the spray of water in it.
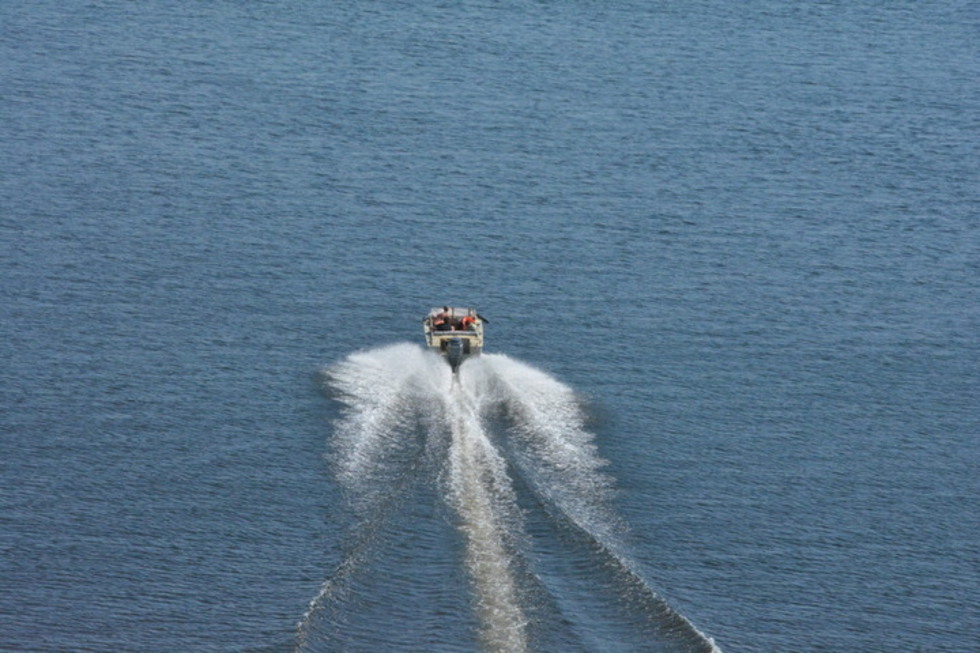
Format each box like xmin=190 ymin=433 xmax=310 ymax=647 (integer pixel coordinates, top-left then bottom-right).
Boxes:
xmin=445 ymin=382 xmax=529 ymax=652
xmin=297 ymin=344 xmax=722 ymax=653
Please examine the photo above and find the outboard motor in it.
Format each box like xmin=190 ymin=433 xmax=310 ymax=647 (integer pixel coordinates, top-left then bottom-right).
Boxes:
xmin=447 ymin=337 xmax=465 ymax=374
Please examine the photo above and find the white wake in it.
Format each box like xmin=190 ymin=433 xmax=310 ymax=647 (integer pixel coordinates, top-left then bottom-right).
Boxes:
xmin=297 ymin=344 xmax=722 ymax=653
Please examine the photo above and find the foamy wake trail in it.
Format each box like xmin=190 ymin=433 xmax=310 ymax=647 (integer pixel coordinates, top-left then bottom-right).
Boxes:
xmin=298 ymin=344 xmax=721 ymax=653
xmin=328 ymin=343 xmax=443 ymax=496
xmin=445 ymin=383 xmax=529 ymax=653
xmin=470 ymin=353 xmax=722 ymax=653
xmin=475 ymin=353 xmax=621 ymax=545
xmin=296 ymin=344 xmax=448 ymax=651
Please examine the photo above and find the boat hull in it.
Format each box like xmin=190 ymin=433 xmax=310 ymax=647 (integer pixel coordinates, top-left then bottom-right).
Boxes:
xmin=423 ymin=307 xmax=485 ymax=373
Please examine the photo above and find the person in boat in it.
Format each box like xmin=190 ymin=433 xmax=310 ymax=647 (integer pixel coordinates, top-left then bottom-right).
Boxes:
xmin=460 ymin=314 xmax=476 ymax=330
xmin=433 ymin=307 xmax=452 ymax=331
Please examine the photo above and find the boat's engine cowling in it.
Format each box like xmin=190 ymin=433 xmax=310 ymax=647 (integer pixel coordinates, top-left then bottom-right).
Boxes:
xmin=447 ymin=337 xmax=465 ymax=374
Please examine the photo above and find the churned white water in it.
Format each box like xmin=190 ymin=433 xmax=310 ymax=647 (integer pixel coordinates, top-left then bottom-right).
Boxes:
xmin=299 ymin=345 xmax=720 ymax=652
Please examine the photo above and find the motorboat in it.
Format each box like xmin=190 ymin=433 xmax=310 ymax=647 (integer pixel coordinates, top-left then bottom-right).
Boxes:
xmin=423 ymin=307 xmax=486 ymax=374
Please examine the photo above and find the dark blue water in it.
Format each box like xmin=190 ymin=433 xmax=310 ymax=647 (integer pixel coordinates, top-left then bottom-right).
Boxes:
xmin=2 ymin=2 xmax=977 ymax=651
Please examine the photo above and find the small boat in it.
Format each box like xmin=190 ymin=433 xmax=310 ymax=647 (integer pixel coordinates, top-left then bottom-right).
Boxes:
xmin=423 ymin=306 xmax=486 ymax=374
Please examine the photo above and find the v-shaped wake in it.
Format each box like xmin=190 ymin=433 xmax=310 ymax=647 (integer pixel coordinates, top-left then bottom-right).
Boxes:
xmin=297 ymin=343 xmax=721 ymax=653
